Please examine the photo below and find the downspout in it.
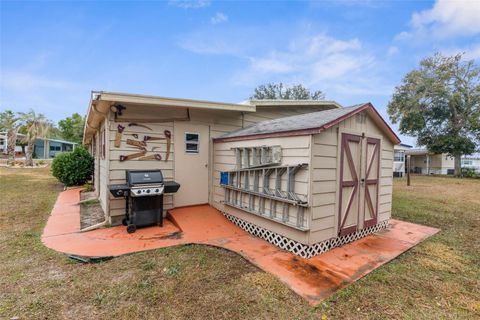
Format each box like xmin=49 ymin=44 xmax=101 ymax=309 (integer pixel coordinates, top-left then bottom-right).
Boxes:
xmin=80 ymin=220 xmax=107 ymax=232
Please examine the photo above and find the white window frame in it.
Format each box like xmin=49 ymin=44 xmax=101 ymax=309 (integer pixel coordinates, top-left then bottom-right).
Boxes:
xmin=185 ymin=132 xmax=200 ymax=154
xmin=393 ymin=151 xmax=404 ymax=162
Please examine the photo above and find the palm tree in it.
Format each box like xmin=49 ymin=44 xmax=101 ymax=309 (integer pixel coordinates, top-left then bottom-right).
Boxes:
xmin=18 ymin=109 xmax=50 ymax=166
xmin=0 ymin=110 xmax=20 ymax=164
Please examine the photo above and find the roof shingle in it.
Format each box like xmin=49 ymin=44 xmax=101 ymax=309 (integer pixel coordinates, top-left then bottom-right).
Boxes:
xmin=218 ymin=103 xmax=367 ymax=140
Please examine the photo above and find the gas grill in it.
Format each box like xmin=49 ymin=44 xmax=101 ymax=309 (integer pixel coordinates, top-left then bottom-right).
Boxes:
xmin=108 ymin=170 xmax=180 ymax=233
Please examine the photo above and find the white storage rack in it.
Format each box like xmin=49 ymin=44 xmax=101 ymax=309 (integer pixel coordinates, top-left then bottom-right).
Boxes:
xmin=221 ymin=146 xmax=309 ymax=230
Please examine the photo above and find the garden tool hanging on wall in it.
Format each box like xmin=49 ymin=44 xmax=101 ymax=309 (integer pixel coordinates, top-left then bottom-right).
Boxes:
xmin=126 ymin=139 xmax=147 ymax=149
xmin=128 ymin=123 xmax=153 ymax=131
xmin=119 ymin=150 xmax=147 ymax=162
xmin=143 ymin=130 xmax=171 ymax=161
xmin=114 ymin=125 xmax=125 ymax=148
xmin=164 ymin=130 xmax=171 ymax=161
xmin=138 ymin=154 xmax=162 ymax=161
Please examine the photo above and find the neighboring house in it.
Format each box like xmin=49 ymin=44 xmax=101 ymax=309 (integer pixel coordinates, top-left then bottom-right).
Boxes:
xmin=405 ymin=149 xmax=455 ymax=175
xmin=0 ymin=132 xmax=77 ymax=159
xmin=461 ymin=153 xmax=480 ymax=172
xmin=404 ymin=149 xmax=480 ymax=175
xmin=392 ymin=143 xmax=412 ymax=177
xmin=83 ymin=91 xmax=399 ymax=257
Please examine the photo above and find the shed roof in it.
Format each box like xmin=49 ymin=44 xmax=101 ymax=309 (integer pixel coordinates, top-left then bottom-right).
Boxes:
xmin=214 ymin=102 xmax=401 ymax=144
xmin=247 ymin=99 xmax=343 ymax=109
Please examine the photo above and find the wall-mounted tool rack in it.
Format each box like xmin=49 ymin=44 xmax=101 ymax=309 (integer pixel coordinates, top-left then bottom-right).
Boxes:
xmin=232 ymin=146 xmax=282 ymax=169
xmin=221 ymin=163 xmax=309 ymax=230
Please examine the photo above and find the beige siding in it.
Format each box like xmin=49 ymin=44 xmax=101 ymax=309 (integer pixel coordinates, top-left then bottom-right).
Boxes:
xmin=98 ymin=119 xmax=110 ymax=219
xmin=106 ymin=109 xmax=175 ymax=219
xmin=212 ymin=135 xmax=311 ymax=243
xmin=309 ymin=111 xmax=394 ymax=244
xmin=105 ymin=106 xmax=320 ymax=222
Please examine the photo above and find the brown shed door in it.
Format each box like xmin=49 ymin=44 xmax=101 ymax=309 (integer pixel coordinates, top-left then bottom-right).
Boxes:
xmin=338 ymin=133 xmax=380 ymax=236
xmin=338 ymin=133 xmax=362 ymax=236
xmin=363 ymin=137 xmax=380 ymax=228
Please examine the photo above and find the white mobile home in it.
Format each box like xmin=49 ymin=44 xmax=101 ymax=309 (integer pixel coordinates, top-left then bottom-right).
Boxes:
xmin=392 ymin=143 xmax=412 ymax=177
xmin=0 ymin=132 xmax=77 ymax=159
xmin=461 ymin=153 xmax=480 ymax=172
xmin=83 ymin=92 xmax=400 ymax=257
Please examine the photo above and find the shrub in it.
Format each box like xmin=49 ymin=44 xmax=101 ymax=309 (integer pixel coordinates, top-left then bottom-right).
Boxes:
xmin=51 ymin=146 xmax=94 ymax=186
xmin=461 ymin=167 xmax=480 ymax=179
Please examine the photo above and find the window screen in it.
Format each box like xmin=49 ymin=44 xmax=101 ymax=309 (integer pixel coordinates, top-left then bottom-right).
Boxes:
xmin=185 ymin=132 xmax=199 ymax=154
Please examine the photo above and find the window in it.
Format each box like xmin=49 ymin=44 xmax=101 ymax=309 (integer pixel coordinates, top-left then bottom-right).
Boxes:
xmin=185 ymin=132 xmax=199 ymax=154
xmin=49 ymin=145 xmax=61 ymax=151
xmin=394 ymin=151 xmax=404 ymax=162
xmin=462 ymin=160 xmax=473 ymax=166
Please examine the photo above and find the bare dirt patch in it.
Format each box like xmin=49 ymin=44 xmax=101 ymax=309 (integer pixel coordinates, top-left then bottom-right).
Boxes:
xmin=80 ymin=195 xmax=105 ymax=229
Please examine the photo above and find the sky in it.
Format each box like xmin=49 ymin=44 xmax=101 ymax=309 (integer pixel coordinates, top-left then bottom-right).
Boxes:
xmin=1 ymin=0 xmax=479 ymax=146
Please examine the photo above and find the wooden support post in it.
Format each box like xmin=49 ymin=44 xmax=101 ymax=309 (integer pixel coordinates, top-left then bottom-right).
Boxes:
xmin=407 ymin=154 xmax=411 ymax=186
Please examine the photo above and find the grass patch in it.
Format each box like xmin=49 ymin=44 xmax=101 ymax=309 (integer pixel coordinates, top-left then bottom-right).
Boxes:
xmin=0 ymin=168 xmax=478 ymax=319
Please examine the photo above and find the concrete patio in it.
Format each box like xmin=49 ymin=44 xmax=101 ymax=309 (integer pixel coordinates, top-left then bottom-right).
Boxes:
xmin=42 ymin=188 xmax=439 ymax=305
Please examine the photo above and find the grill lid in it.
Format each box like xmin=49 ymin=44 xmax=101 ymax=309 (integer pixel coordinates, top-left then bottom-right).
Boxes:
xmin=126 ymin=170 xmax=163 ymax=186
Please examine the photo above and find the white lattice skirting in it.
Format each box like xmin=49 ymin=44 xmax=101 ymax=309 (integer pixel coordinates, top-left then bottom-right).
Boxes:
xmin=222 ymin=212 xmax=389 ymax=258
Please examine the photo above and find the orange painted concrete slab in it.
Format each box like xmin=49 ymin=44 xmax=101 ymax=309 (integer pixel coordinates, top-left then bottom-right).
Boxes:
xmin=41 ymin=189 xmax=439 ymax=305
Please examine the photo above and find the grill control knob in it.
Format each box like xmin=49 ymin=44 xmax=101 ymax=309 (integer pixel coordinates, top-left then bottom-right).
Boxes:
xmin=146 ymin=189 xmax=150 ymax=193
xmin=155 ymin=189 xmax=159 ymax=193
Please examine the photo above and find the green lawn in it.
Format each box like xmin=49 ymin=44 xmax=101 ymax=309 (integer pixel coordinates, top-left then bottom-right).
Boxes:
xmin=0 ymin=168 xmax=478 ymax=319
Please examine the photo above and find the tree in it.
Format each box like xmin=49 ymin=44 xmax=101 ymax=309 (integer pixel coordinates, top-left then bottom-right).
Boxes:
xmin=388 ymin=53 xmax=480 ymax=176
xmin=58 ymin=113 xmax=85 ymax=144
xmin=0 ymin=110 xmax=20 ymax=164
xmin=251 ymin=82 xmax=325 ymax=100
xmin=17 ymin=109 xmax=50 ymax=166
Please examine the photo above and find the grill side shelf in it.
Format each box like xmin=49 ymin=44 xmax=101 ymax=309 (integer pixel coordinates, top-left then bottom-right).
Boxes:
xmin=164 ymin=181 xmax=181 ymax=194
xmin=109 ymin=184 xmax=130 ymax=198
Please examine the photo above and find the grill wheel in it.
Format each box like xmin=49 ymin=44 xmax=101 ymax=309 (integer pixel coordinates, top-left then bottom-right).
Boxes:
xmin=127 ymin=224 xmax=137 ymax=234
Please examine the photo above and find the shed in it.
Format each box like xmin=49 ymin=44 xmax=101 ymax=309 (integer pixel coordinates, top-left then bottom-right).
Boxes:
xmin=212 ymin=103 xmax=400 ymax=257
xmin=82 ymin=92 xmax=399 ymax=258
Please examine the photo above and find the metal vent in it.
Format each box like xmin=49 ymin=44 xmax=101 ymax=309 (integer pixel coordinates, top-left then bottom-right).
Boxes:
xmin=356 ymin=112 xmax=366 ymax=124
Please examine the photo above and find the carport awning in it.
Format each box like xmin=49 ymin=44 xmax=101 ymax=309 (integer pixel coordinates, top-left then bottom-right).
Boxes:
xmin=83 ymin=91 xmax=256 ymax=144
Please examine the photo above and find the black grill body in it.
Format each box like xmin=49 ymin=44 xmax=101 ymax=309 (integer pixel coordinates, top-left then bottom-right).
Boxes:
xmin=128 ymin=195 xmax=163 ymax=229
xmin=108 ymin=169 xmax=180 ymax=233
